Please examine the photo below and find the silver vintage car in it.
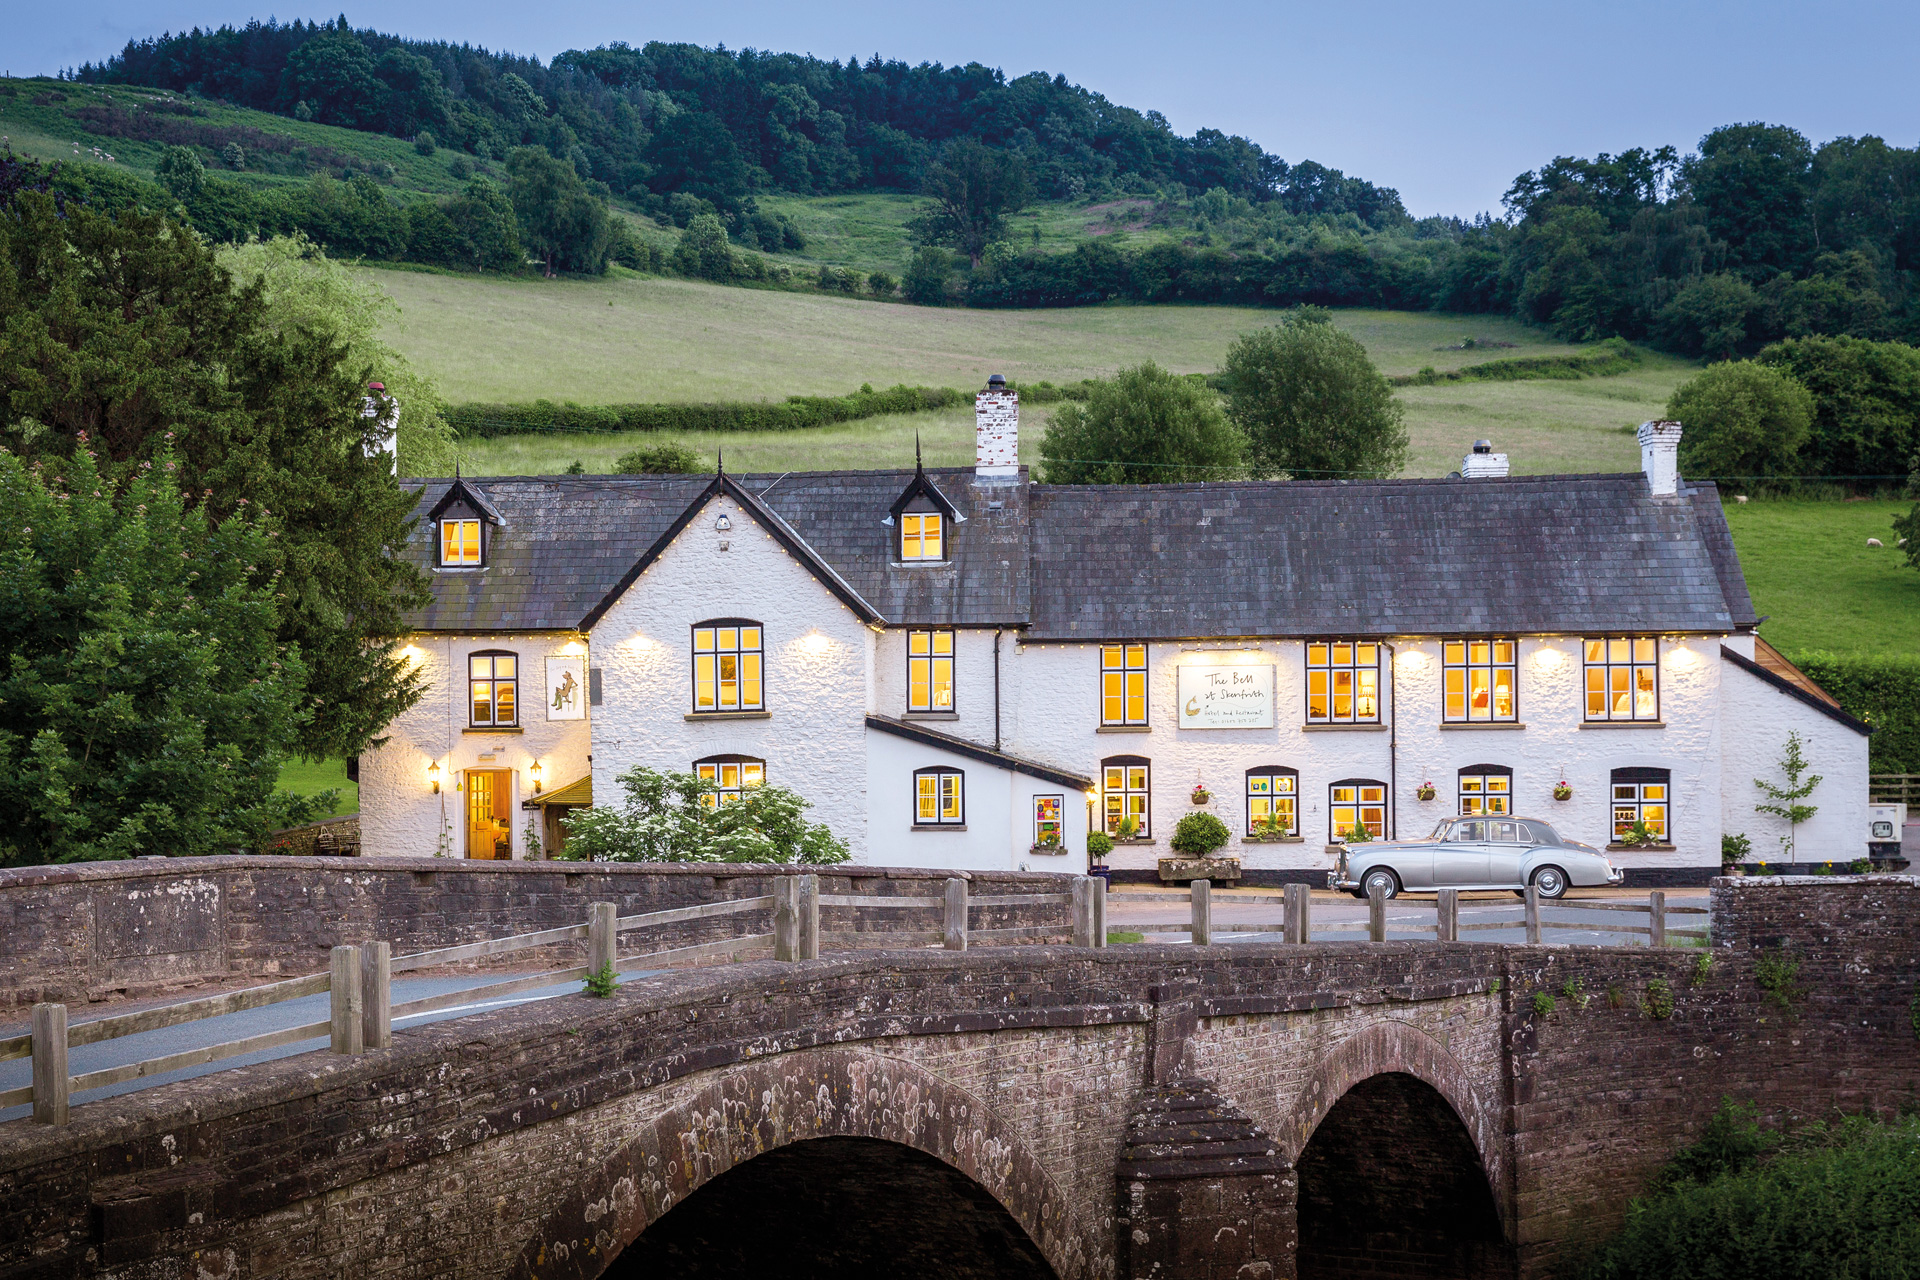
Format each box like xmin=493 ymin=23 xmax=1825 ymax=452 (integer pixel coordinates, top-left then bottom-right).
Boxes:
xmin=1328 ymin=815 xmax=1622 ymax=899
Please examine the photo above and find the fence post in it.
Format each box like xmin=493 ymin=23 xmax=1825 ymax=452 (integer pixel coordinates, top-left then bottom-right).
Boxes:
xmin=1648 ymin=890 xmax=1667 ymax=948
xmin=1071 ymin=877 xmax=1094 ymax=948
xmin=1190 ymin=878 xmax=1212 ymax=945
xmin=1437 ymin=889 xmax=1459 ymax=943
xmin=1524 ymin=885 xmax=1542 ymax=945
xmin=1368 ymin=882 xmax=1386 ymax=942
xmin=1091 ymin=876 xmax=1108 ymax=949
xmin=361 ymin=941 xmax=391 ymax=1051
xmin=774 ymin=876 xmax=802 ymax=961
xmin=799 ymin=874 xmax=820 ymax=960
xmin=944 ymin=877 xmax=969 ymax=952
xmin=330 ymin=945 xmax=364 ymax=1056
xmin=30 ymin=1003 xmax=68 ymax=1126
xmin=1284 ymin=883 xmax=1310 ymax=944
xmin=589 ymin=901 xmax=617 ymax=978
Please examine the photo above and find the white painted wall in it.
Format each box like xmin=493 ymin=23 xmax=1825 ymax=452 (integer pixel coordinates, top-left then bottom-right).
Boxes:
xmin=586 ymin=491 xmax=876 ymax=860
xmin=1719 ymin=662 xmax=1870 ymax=863
xmin=359 ymin=634 xmax=591 ymax=858
xmin=862 ymin=732 xmax=1086 ymax=871
xmin=871 ymin=627 xmax=1004 ymax=742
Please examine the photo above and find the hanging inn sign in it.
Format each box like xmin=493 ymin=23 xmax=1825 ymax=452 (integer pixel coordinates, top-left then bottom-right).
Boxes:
xmin=1177 ymin=663 xmax=1276 ymax=729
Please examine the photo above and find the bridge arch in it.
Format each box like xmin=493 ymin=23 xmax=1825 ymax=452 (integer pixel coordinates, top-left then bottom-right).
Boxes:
xmin=506 ymin=1045 xmax=1092 ymax=1280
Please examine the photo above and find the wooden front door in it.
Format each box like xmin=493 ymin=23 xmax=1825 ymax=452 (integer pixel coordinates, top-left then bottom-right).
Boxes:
xmin=466 ymin=769 xmax=512 ymax=859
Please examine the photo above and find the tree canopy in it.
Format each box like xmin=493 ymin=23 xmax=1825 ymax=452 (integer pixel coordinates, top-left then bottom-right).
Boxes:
xmin=1665 ymin=361 xmax=1814 ymax=481
xmin=1037 ymin=362 xmax=1246 ymax=485
xmin=1220 ymin=316 xmax=1408 ymax=480
xmin=911 ymin=139 xmax=1033 ymax=265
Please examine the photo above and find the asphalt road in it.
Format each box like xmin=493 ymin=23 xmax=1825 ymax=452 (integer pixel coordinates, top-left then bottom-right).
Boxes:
xmin=1106 ymin=887 xmax=1711 ymax=947
xmin=0 ymin=967 xmax=658 ymax=1125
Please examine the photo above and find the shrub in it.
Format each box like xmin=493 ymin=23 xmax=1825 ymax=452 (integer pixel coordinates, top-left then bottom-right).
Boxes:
xmin=559 ymin=766 xmax=848 ymax=864
xmin=445 ymin=385 xmax=969 ymax=439
xmin=448 ymin=155 xmax=473 ymax=180
xmin=1788 ymin=652 xmax=1920 ymax=772
xmin=1086 ymin=830 xmax=1114 ymax=859
xmin=867 ymin=271 xmax=898 ymax=297
xmin=154 ymin=144 xmax=205 ymax=199
xmin=1223 ymin=317 xmax=1407 ymax=480
xmin=614 ymin=442 xmax=703 ymax=474
xmin=1037 ymin=361 xmax=1245 ymax=484
xmin=1666 ymin=360 xmax=1814 ymax=481
xmin=904 ymin=246 xmax=954 ymax=305
xmin=220 ymin=141 xmax=246 ymax=170
xmin=673 ymin=212 xmax=739 ymax=281
xmin=1721 ymin=832 xmax=1751 ymax=866
xmin=413 ymin=131 xmax=435 ymax=156
xmin=1170 ymin=812 xmax=1231 ymax=855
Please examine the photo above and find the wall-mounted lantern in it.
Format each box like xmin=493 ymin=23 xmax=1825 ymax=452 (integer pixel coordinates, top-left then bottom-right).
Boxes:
xmin=715 ymin=514 xmax=732 ymax=531
xmin=530 ymin=760 xmax=543 ymax=794
xmin=429 ymin=760 xmax=442 ymax=794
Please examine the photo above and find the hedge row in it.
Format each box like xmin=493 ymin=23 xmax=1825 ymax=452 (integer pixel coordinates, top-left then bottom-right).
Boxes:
xmin=446 ymin=384 xmax=970 ymax=438
xmin=1390 ymin=337 xmax=1642 ymax=386
xmin=1789 ymin=651 xmax=1920 ymax=773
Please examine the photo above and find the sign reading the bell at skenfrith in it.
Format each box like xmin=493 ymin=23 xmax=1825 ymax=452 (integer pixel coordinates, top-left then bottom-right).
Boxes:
xmin=1177 ymin=664 xmax=1275 ymax=729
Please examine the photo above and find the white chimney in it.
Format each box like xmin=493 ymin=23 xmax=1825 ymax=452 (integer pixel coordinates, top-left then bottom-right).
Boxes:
xmin=1460 ymin=439 xmax=1509 ymax=478
xmin=1637 ymin=420 xmax=1682 ymax=496
xmin=360 ymin=382 xmax=399 ymax=468
xmin=975 ymin=373 xmax=1019 ymax=482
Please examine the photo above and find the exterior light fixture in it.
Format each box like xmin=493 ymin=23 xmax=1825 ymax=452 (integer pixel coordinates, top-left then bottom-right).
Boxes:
xmin=530 ymin=760 xmax=543 ymax=794
xmin=715 ymin=514 xmax=732 ymax=531
xmin=428 ymin=760 xmax=441 ymax=794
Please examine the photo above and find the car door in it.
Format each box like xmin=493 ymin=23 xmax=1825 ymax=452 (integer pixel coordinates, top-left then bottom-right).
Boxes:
xmin=1431 ymin=820 xmax=1489 ymax=886
xmin=1485 ymin=820 xmax=1531 ymax=887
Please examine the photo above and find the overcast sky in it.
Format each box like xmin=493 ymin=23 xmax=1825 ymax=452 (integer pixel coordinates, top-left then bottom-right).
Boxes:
xmin=11 ymin=0 xmax=1917 ymax=216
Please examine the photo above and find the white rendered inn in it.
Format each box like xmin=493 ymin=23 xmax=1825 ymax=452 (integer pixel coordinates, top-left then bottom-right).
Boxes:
xmin=359 ymin=382 xmax=1869 ymax=884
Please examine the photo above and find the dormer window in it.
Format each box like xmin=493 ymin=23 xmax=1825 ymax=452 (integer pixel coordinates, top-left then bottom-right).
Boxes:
xmin=901 ymin=512 xmax=943 ymax=561
xmin=441 ymin=519 xmax=482 ymax=566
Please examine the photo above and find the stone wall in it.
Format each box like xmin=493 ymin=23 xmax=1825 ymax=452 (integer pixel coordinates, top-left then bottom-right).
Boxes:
xmin=0 ymin=857 xmax=1079 ymax=1009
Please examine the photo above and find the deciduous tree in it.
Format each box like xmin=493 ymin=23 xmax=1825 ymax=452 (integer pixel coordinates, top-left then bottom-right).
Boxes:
xmin=1037 ymin=362 xmax=1245 ymax=484
xmin=1665 ymin=361 xmax=1813 ymax=481
xmin=912 ymin=139 xmax=1032 ymax=265
xmin=1221 ymin=317 xmax=1407 ymax=480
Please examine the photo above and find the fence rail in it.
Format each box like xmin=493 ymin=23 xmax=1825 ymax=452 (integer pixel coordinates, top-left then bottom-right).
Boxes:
xmin=1869 ymin=774 xmax=1920 ymax=804
xmin=11 ymin=874 xmax=1701 ymax=1128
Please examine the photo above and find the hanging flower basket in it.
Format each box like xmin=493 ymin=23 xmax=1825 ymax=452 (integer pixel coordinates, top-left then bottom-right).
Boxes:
xmin=1552 ymin=782 xmax=1574 ymax=802
xmin=1415 ymin=783 xmax=1436 ymax=802
xmin=1190 ymin=785 xmax=1212 ymax=805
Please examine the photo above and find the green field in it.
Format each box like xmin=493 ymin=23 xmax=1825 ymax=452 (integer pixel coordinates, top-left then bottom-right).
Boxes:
xmin=277 ymin=757 xmax=359 ymax=816
xmin=1722 ymin=499 xmax=1920 ymax=656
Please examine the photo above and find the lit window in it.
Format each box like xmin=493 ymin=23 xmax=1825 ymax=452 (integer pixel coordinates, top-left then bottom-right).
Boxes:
xmin=1585 ymin=637 xmax=1659 ymax=721
xmin=696 ymin=755 xmax=765 ymax=807
xmin=907 ymin=629 xmax=955 ymax=712
xmin=1443 ymin=639 xmax=1516 ymax=722
xmin=1458 ymin=766 xmax=1512 ymax=815
xmin=901 ymin=512 xmax=943 ymax=561
xmin=1307 ymin=641 xmax=1381 ymax=724
xmin=692 ymin=621 xmax=764 ymax=712
xmin=1033 ymin=795 xmax=1063 ymax=848
xmin=1102 ymin=755 xmax=1150 ymax=837
xmin=915 ymin=767 xmax=964 ymax=825
xmin=1611 ymin=767 xmax=1670 ymax=842
xmin=1246 ymin=767 xmax=1298 ymax=837
xmin=1100 ymin=644 xmax=1148 ymax=726
xmin=1330 ymin=779 xmax=1387 ymax=841
xmin=468 ymin=651 xmax=517 ymax=727
xmin=441 ymin=518 xmax=481 ymax=566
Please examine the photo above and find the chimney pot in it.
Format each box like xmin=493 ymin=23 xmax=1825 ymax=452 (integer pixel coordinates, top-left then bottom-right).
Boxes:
xmin=1636 ymin=420 xmax=1683 ymax=496
xmin=1460 ymin=439 xmax=1509 ymax=478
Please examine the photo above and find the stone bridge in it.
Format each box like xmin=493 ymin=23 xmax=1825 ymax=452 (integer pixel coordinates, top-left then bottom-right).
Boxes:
xmin=1 ymin=878 xmax=1915 ymax=1280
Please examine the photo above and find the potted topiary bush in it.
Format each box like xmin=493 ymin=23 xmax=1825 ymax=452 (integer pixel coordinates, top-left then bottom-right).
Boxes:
xmin=1086 ymin=829 xmax=1113 ymax=880
xmin=1170 ymin=812 xmax=1231 ymax=856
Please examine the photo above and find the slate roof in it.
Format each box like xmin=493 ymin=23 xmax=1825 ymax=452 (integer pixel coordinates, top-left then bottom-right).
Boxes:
xmin=1024 ymin=473 xmax=1759 ymax=640
xmin=401 ymin=469 xmax=1759 ymax=639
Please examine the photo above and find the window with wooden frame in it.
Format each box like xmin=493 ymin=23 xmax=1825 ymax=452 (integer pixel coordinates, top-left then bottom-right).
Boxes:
xmin=1443 ymin=639 xmax=1516 ymax=722
xmin=1100 ymin=644 xmax=1148 ymax=726
xmin=1102 ymin=755 xmax=1150 ymax=838
xmin=1032 ymin=795 xmax=1064 ymax=849
xmin=1611 ymin=767 xmax=1671 ymax=842
xmin=1245 ymin=766 xmax=1298 ymax=837
xmin=468 ymin=651 xmax=517 ymax=727
xmin=900 ymin=512 xmax=944 ymax=561
xmin=1458 ymin=765 xmax=1512 ymax=815
xmin=440 ymin=518 xmax=482 ymax=566
xmin=695 ymin=755 xmax=764 ymax=807
xmin=915 ymin=767 xmax=964 ymax=826
xmin=1330 ymin=779 xmax=1387 ymax=841
xmin=1306 ymin=641 xmax=1381 ymax=724
xmin=907 ymin=629 xmax=955 ymax=712
xmin=692 ymin=621 xmax=764 ymax=713
xmin=1584 ymin=637 xmax=1659 ymax=721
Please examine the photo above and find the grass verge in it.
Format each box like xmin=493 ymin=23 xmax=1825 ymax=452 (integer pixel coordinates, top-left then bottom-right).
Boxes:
xmin=276 ymin=758 xmax=358 ymax=817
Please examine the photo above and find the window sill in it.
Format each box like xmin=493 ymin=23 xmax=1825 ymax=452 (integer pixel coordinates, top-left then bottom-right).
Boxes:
xmin=1106 ymin=837 xmax=1157 ymax=846
xmin=1241 ymin=834 xmax=1304 ymax=844
xmin=1029 ymin=845 xmax=1069 ymax=856
xmin=889 ymin=560 xmax=953 ymax=569
xmin=1301 ymin=723 xmax=1387 ymax=732
xmin=464 ymin=726 xmax=524 ymax=734
xmin=1439 ymin=721 xmax=1526 ymax=731
xmin=1097 ymin=724 xmax=1152 ymax=733
xmin=1607 ymin=843 xmax=1677 ymax=852
xmin=433 ymin=565 xmax=486 ymax=573
xmin=904 ymin=711 xmax=960 ymax=721
xmin=684 ymin=711 xmax=772 ymax=721
xmin=912 ymin=824 xmax=967 ymax=832
xmin=1580 ymin=721 xmax=1665 ymax=730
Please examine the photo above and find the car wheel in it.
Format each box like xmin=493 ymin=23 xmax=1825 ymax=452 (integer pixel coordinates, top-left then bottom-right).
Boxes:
xmin=1362 ymin=868 xmax=1400 ymax=900
xmin=1531 ymin=865 xmax=1569 ymax=899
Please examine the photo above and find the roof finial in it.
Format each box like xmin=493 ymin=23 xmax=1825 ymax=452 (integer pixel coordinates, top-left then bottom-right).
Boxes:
xmin=915 ymin=432 xmax=924 ymax=473
xmin=716 ymin=447 xmax=724 ymax=477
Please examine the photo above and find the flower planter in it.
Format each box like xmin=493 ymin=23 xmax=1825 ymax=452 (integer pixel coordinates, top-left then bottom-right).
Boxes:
xmin=1190 ymin=791 xmax=1212 ymax=805
xmin=1552 ymin=784 xmax=1574 ymax=801
xmin=1415 ymin=785 xmax=1436 ymax=802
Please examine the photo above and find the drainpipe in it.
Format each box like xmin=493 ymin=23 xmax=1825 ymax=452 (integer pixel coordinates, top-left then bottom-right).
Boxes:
xmin=993 ymin=629 xmax=1003 ymax=753
xmin=1384 ymin=640 xmax=1397 ymax=840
